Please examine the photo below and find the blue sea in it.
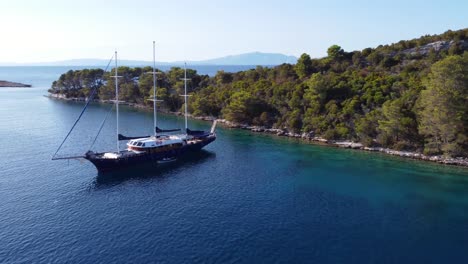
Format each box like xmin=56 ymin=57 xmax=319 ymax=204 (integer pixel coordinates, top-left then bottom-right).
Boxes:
xmin=0 ymin=66 xmax=467 ymax=263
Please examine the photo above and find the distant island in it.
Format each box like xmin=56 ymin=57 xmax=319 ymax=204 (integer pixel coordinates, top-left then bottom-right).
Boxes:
xmin=48 ymin=28 xmax=468 ymax=165
xmin=0 ymin=80 xmax=31 ymax=87
xmin=0 ymin=52 xmax=298 ymax=66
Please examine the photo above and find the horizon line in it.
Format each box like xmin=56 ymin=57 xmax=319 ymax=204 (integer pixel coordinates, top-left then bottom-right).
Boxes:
xmin=0 ymin=51 xmax=299 ymax=65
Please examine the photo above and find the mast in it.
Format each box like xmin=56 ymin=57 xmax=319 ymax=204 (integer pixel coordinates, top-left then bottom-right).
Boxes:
xmin=153 ymin=41 xmax=157 ymax=137
xmin=184 ymin=63 xmax=188 ymax=131
xmin=111 ymin=51 xmax=122 ymax=153
xmin=115 ymin=51 xmax=119 ymax=152
xmin=179 ymin=63 xmax=191 ymax=132
xmin=147 ymin=41 xmax=162 ymax=137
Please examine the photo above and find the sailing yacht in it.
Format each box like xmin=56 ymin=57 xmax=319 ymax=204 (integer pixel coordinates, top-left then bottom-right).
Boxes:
xmin=55 ymin=42 xmax=216 ymax=173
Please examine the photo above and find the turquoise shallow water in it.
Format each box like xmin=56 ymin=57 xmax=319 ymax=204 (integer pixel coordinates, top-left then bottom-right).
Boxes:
xmin=0 ymin=67 xmax=467 ymax=263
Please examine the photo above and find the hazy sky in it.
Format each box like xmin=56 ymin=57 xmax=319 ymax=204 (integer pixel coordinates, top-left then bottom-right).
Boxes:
xmin=0 ymin=0 xmax=466 ymax=63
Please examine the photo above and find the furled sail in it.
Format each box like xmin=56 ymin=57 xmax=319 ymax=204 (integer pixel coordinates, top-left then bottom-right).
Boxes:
xmin=118 ymin=134 xmax=149 ymax=141
xmin=156 ymin=127 xmax=181 ymax=133
xmin=186 ymin=128 xmax=210 ymax=138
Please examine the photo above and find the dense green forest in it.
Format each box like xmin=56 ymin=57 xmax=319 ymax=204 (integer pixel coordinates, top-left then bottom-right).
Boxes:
xmin=49 ymin=29 xmax=468 ymax=157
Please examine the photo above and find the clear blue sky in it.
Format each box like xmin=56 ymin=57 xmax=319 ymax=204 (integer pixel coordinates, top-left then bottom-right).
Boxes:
xmin=0 ymin=0 xmax=466 ymax=63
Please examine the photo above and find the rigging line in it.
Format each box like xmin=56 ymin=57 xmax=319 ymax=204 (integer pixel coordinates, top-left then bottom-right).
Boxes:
xmin=52 ymin=85 xmax=97 ymax=159
xmin=89 ymin=103 xmax=115 ymax=151
xmin=52 ymin=54 xmax=115 ymax=159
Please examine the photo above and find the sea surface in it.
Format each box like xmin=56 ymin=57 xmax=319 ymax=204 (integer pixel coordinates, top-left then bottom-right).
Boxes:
xmin=0 ymin=66 xmax=467 ymax=263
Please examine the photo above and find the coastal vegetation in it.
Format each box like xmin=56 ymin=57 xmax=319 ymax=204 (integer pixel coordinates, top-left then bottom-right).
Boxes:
xmin=49 ymin=29 xmax=468 ymax=157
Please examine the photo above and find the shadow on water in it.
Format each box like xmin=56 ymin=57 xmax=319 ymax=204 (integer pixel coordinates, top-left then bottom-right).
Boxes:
xmin=93 ymin=150 xmax=216 ymax=188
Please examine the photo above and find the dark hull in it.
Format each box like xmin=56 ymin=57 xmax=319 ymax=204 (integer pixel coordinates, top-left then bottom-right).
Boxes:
xmin=85 ymin=136 xmax=215 ymax=173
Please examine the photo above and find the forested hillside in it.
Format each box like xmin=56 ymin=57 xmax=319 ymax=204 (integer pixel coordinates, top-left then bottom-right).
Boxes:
xmin=49 ymin=29 xmax=468 ymax=157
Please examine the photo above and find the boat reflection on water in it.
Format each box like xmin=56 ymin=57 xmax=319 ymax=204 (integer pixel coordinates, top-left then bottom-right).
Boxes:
xmin=94 ymin=150 xmax=216 ymax=187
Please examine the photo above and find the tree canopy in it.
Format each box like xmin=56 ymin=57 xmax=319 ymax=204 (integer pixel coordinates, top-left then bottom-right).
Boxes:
xmin=418 ymin=53 xmax=468 ymax=156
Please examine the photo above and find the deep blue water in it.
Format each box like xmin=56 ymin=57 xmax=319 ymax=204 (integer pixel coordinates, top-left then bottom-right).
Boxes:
xmin=0 ymin=67 xmax=467 ymax=263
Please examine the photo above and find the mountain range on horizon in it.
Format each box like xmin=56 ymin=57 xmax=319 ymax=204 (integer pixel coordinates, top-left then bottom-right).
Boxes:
xmin=0 ymin=52 xmax=298 ymax=66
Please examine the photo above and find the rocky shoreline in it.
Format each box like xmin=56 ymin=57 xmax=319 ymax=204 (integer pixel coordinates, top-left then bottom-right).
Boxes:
xmin=47 ymin=93 xmax=468 ymax=168
xmin=211 ymin=120 xmax=468 ymax=167
xmin=0 ymin=80 xmax=31 ymax=87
